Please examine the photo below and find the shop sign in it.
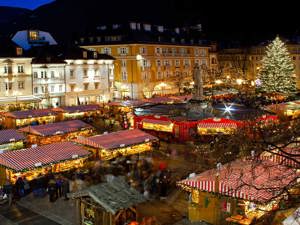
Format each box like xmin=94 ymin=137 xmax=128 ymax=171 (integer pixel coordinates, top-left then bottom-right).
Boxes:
xmin=34 ymin=162 xmax=42 ymax=167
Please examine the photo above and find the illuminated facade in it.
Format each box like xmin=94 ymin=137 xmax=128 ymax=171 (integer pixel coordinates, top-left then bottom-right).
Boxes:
xmin=64 ymin=49 xmax=114 ymax=106
xmin=79 ymin=22 xmax=216 ymax=99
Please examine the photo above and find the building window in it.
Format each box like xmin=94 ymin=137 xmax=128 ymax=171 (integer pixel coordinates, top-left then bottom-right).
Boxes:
xmin=195 ymin=49 xmax=199 ymax=56
xmin=121 ymin=60 xmax=127 ymax=68
xmin=17 ymin=65 xmax=24 ymax=73
xmin=33 ymin=72 xmax=38 ymax=78
xmin=51 ymin=71 xmax=55 ymax=78
xmin=94 ymin=82 xmax=99 ymax=89
xmin=50 ymin=86 xmax=54 ymax=92
xmin=121 ymin=71 xmax=128 ymax=81
xmin=130 ymin=22 xmax=137 ymax=30
xmin=4 ymin=65 xmax=8 ymax=74
xmin=18 ymin=81 xmax=24 ymax=89
xmin=143 ymin=24 xmax=151 ymax=31
xmin=34 ymin=87 xmax=38 ymax=93
xmin=5 ymin=82 xmax=12 ymax=90
xmin=84 ymin=83 xmax=89 ymax=90
xmin=41 ymin=86 xmax=45 ymax=93
xmin=70 ymin=69 xmax=74 ymax=77
xmin=41 ymin=71 xmax=44 ymax=78
xmin=83 ymin=51 xmax=88 ymax=58
xmin=59 ymin=85 xmax=63 ymax=92
xmin=16 ymin=47 xmax=23 ymax=56
xmin=119 ymin=47 xmax=128 ymax=55
xmin=155 ymin=48 xmax=161 ymax=54
xmin=102 ymin=47 xmax=111 ymax=55
xmin=139 ymin=47 xmax=147 ymax=54
xmin=200 ymin=49 xmax=206 ymax=56
xmin=29 ymin=30 xmax=39 ymax=41
xmin=175 ymin=60 xmax=180 ymax=67
xmin=201 ymin=59 xmax=207 ymax=65
xmin=70 ymin=84 xmax=75 ymax=92
xmin=157 ymin=71 xmax=163 ymax=80
xmin=83 ymin=69 xmax=88 ymax=78
xmin=156 ymin=60 xmax=161 ymax=67
xmin=194 ymin=59 xmax=200 ymax=66
xmin=211 ymin=58 xmax=217 ymax=64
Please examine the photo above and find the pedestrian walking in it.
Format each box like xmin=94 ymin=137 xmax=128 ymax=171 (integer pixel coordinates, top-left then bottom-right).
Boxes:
xmin=47 ymin=179 xmax=57 ymax=202
xmin=62 ymin=177 xmax=70 ymax=200
xmin=15 ymin=177 xmax=25 ymax=198
xmin=56 ymin=176 xmax=63 ymax=198
xmin=3 ymin=179 xmax=13 ymax=206
xmin=23 ymin=177 xmax=30 ymax=195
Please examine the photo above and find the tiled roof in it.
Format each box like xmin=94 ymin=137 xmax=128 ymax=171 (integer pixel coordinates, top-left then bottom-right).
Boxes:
xmin=18 ymin=120 xmax=93 ymax=136
xmin=57 ymin=104 xmax=101 ymax=113
xmin=0 ymin=142 xmax=90 ymax=172
xmin=75 ymin=129 xmax=158 ymax=150
xmin=0 ymin=129 xmax=25 ymax=144
xmin=69 ymin=177 xmax=145 ymax=214
xmin=178 ymin=159 xmax=299 ymax=203
xmin=4 ymin=109 xmax=57 ymax=119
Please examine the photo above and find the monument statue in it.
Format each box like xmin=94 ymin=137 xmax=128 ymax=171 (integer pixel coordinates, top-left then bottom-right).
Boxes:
xmin=192 ymin=65 xmax=204 ymax=101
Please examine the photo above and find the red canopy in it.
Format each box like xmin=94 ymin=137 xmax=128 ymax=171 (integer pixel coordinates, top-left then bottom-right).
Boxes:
xmin=198 ymin=118 xmax=241 ymax=129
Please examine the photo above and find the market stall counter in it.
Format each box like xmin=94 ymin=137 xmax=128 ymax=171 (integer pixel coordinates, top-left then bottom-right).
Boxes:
xmin=54 ymin=104 xmax=102 ymax=121
xmin=19 ymin=120 xmax=95 ymax=146
xmin=2 ymin=109 xmax=58 ymax=128
xmin=0 ymin=142 xmax=90 ymax=185
xmin=0 ymin=129 xmax=25 ymax=153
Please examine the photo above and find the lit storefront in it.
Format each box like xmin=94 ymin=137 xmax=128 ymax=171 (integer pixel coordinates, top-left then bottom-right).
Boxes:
xmin=177 ymin=159 xmax=299 ymax=225
xmin=75 ymin=129 xmax=158 ymax=160
xmin=197 ymin=118 xmax=241 ymax=135
xmin=54 ymin=104 xmax=102 ymax=120
xmin=0 ymin=129 xmax=25 ymax=153
xmin=0 ymin=142 xmax=90 ymax=185
xmin=19 ymin=120 xmax=94 ymax=146
xmin=2 ymin=109 xmax=58 ymax=128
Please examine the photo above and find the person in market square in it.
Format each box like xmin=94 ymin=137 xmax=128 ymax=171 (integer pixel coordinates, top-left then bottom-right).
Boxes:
xmin=47 ymin=178 xmax=57 ymax=202
xmin=55 ymin=176 xmax=63 ymax=198
xmin=15 ymin=177 xmax=25 ymax=199
xmin=23 ymin=177 xmax=30 ymax=195
xmin=3 ymin=179 xmax=13 ymax=206
xmin=62 ymin=177 xmax=70 ymax=200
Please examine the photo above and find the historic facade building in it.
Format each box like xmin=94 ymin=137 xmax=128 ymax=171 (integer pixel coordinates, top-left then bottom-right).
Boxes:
xmin=79 ymin=22 xmax=216 ymax=99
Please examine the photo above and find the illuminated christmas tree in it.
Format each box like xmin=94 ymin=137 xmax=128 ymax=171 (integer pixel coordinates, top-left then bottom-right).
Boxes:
xmin=257 ymin=36 xmax=296 ymax=94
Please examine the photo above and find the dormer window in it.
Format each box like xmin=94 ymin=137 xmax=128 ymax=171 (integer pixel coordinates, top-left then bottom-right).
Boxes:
xmin=93 ymin=51 xmax=97 ymax=59
xmin=157 ymin=26 xmax=164 ymax=32
xmin=83 ymin=51 xmax=88 ymax=58
xmin=16 ymin=47 xmax=23 ymax=56
xmin=29 ymin=30 xmax=39 ymax=41
xmin=143 ymin=24 xmax=151 ymax=31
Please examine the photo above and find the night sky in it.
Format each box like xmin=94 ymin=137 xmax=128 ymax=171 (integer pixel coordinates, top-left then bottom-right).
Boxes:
xmin=0 ymin=0 xmax=53 ymax=9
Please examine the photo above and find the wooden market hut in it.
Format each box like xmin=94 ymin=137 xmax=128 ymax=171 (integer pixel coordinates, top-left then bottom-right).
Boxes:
xmin=54 ymin=104 xmax=102 ymax=121
xmin=177 ymin=159 xmax=299 ymax=225
xmin=0 ymin=142 xmax=90 ymax=185
xmin=2 ymin=109 xmax=58 ymax=128
xmin=0 ymin=129 xmax=25 ymax=153
xmin=69 ymin=177 xmax=146 ymax=225
xmin=74 ymin=129 xmax=158 ymax=160
xmin=18 ymin=120 xmax=95 ymax=146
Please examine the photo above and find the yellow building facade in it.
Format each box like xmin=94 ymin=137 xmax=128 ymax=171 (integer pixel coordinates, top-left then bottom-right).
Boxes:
xmin=82 ymin=43 xmax=213 ymax=99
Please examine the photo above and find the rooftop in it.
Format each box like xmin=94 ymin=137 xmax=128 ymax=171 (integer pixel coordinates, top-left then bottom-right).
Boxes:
xmin=18 ymin=120 xmax=93 ymax=136
xmin=0 ymin=129 xmax=25 ymax=145
xmin=4 ymin=109 xmax=58 ymax=119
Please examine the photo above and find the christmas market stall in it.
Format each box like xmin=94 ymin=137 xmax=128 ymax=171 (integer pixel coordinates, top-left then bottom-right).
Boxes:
xmin=177 ymin=159 xmax=299 ymax=225
xmin=75 ymin=129 xmax=158 ymax=160
xmin=54 ymin=104 xmax=102 ymax=121
xmin=19 ymin=120 xmax=94 ymax=146
xmin=0 ymin=129 xmax=25 ymax=153
xmin=0 ymin=142 xmax=90 ymax=185
xmin=68 ymin=177 xmax=146 ymax=225
xmin=2 ymin=109 xmax=58 ymax=128
xmin=197 ymin=117 xmax=242 ymax=135
xmin=265 ymin=100 xmax=300 ymax=119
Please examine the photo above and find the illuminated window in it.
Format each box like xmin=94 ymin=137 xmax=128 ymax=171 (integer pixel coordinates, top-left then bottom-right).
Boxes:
xmin=83 ymin=51 xmax=88 ymax=58
xmin=5 ymin=82 xmax=12 ymax=90
xmin=84 ymin=83 xmax=89 ymax=90
xmin=16 ymin=47 xmax=23 ymax=56
xmin=156 ymin=60 xmax=161 ymax=67
xmin=121 ymin=60 xmax=127 ymax=67
xmin=29 ymin=31 xmax=39 ymax=41
xmin=139 ymin=47 xmax=147 ymax=54
xmin=121 ymin=71 xmax=127 ymax=81
xmin=34 ymin=87 xmax=38 ymax=93
xmin=51 ymin=86 xmax=55 ymax=92
xmin=18 ymin=81 xmax=24 ymax=89
xmin=17 ymin=65 xmax=24 ymax=73
xmin=33 ymin=72 xmax=38 ymax=78
xmin=119 ymin=47 xmax=128 ymax=55
xmin=59 ymin=85 xmax=63 ymax=92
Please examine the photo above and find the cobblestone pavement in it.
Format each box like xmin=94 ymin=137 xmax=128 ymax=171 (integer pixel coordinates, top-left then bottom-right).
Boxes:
xmin=0 ymin=204 xmax=60 ymax=225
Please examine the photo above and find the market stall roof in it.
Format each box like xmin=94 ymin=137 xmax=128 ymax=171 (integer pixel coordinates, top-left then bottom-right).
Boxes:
xmin=75 ymin=129 xmax=158 ymax=150
xmin=197 ymin=117 xmax=241 ymax=128
xmin=178 ymin=159 xmax=299 ymax=203
xmin=68 ymin=177 xmax=145 ymax=214
xmin=265 ymin=100 xmax=300 ymax=113
xmin=18 ymin=120 xmax=93 ymax=136
xmin=108 ymin=100 xmax=147 ymax=108
xmin=0 ymin=142 xmax=90 ymax=172
xmin=3 ymin=109 xmax=58 ymax=119
xmin=0 ymin=129 xmax=25 ymax=144
xmin=54 ymin=104 xmax=102 ymax=113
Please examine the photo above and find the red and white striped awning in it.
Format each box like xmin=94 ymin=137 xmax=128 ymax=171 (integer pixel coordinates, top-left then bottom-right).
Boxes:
xmin=178 ymin=159 xmax=299 ymax=203
xmin=198 ymin=118 xmax=240 ymax=129
xmin=260 ymin=148 xmax=300 ymax=168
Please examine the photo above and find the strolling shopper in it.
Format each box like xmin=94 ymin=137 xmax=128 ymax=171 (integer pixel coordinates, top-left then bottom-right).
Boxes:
xmin=47 ymin=179 xmax=57 ymax=202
